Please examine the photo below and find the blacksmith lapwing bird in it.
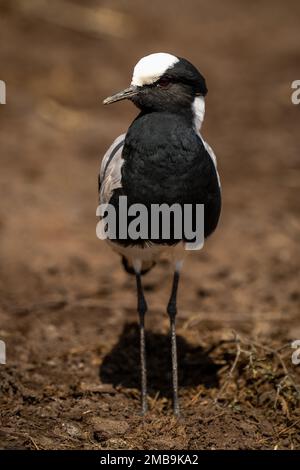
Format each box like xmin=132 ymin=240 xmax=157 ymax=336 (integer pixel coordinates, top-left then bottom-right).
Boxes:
xmin=98 ymin=53 xmax=221 ymax=415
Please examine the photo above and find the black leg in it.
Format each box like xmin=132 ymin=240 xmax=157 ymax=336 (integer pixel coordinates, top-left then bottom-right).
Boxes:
xmin=136 ymin=272 xmax=148 ymax=414
xmin=167 ymin=270 xmax=180 ymax=416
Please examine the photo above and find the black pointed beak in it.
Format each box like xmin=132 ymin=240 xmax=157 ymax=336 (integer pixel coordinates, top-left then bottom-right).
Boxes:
xmin=103 ymin=85 xmax=139 ymax=105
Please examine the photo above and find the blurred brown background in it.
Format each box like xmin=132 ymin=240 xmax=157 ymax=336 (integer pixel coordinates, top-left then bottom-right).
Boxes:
xmin=0 ymin=0 xmax=299 ymax=450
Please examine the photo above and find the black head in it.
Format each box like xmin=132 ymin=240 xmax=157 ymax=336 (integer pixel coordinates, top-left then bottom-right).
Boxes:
xmin=103 ymin=53 xmax=207 ymax=113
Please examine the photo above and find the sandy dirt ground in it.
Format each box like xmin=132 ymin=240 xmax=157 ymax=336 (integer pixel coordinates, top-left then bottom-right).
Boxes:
xmin=0 ymin=0 xmax=300 ymax=450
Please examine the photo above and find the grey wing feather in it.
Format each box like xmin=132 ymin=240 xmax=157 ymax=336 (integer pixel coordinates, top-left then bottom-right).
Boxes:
xmin=202 ymin=139 xmax=221 ymax=188
xmin=99 ymin=133 xmax=126 ymax=204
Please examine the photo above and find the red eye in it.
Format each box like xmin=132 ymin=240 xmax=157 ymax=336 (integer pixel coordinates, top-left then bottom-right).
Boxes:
xmin=157 ymin=77 xmax=171 ymax=88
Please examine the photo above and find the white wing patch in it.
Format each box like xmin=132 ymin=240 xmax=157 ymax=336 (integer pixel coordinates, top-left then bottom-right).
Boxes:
xmin=99 ymin=133 xmax=125 ymax=204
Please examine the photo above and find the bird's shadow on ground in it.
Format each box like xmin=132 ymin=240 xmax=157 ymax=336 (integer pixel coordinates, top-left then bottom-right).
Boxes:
xmin=100 ymin=322 xmax=221 ymax=398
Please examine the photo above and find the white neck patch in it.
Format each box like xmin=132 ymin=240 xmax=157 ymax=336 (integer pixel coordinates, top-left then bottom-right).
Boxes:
xmin=131 ymin=53 xmax=179 ymax=87
xmin=192 ymin=96 xmax=205 ymax=132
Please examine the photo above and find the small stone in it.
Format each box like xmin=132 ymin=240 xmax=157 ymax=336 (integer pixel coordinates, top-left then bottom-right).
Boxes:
xmin=89 ymin=417 xmax=129 ymax=437
xmin=105 ymin=437 xmax=128 ymax=449
xmin=79 ymin=382 xmax=115 ymax=394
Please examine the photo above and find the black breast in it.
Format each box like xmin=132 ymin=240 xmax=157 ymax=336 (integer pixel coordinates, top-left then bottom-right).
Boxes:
xmin=109 ymin=111 xmax=221 ymax=246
